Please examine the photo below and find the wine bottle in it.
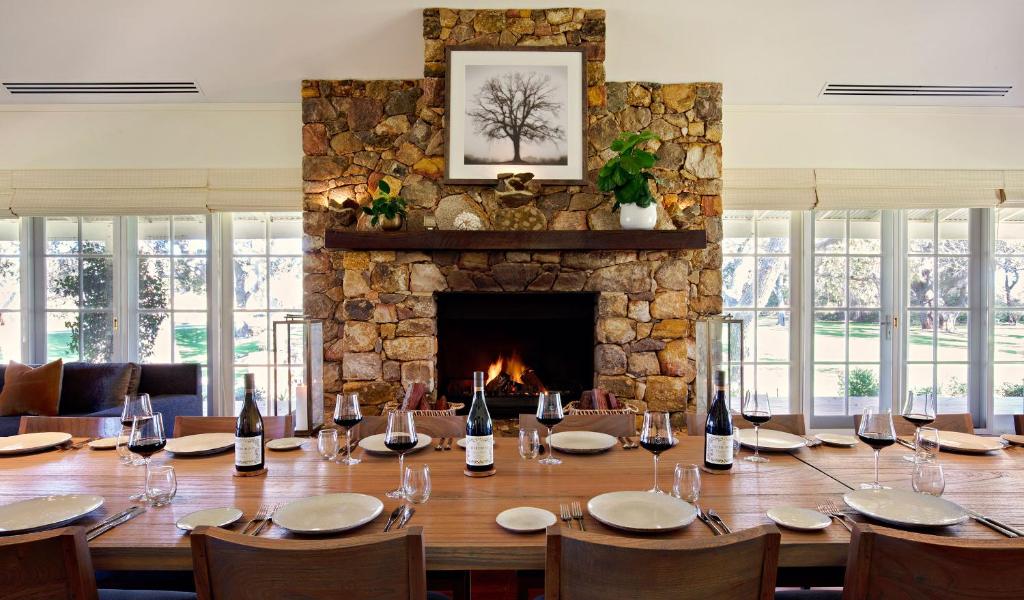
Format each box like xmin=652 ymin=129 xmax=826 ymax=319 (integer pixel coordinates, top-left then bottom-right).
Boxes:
xmin=465 ymin=371 xmax=495 ymax=476
xmin=704 ymin=370 xmax=734 ymax=471
xmin=235 ymin=373 xmax=265 ymax=473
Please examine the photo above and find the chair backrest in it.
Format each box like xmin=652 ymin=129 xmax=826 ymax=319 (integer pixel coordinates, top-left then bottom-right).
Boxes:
xmin=18 ymin=415 xmax=122 ymax=437
xmin=1015 ymin=414 xmax=1024 ymax=435
xmin=852 ymin=412 xmax=974 ymax=437
xmin=686 ymin=412 xmax=806 ymax=436
xmin=355 ymin=415 xmax=466 ymax=439
xmin=173 ymin=415 xmax=294 ymax=439
xmin=191 ymin=526 xmax=426 ymax=600
xmin=519 ymin=413 xmax=636 ymax=437
xmin=843 ymin=523 xmax=1024 ymax=599
xmin=545 ymin=524 xmax=780 ymax=600
xmin=0 ymin=527 xmax=98 ymax=600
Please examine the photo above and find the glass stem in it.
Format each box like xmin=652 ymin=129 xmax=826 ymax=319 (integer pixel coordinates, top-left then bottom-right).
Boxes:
xmin=547 ymin=427 xmax=553 ymax=459
xmin=873 ymin=449 xmax=880 ymax=487
xmin=398 ymin=453 xmax=405 ymax=495
xmin=143 ymin=458 xmax=151 ymax=500
xmin=345 ymin=429 xmax=351 ymax=459
xmin=755 ymin=425 xmax=760 ymax=460
xmin=653 ymin=454 xmax=660 ymax=492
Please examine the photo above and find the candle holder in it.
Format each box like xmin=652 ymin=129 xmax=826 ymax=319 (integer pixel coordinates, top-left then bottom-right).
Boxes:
xmin=695 ymin=315 xmax=745 ymax=418
xmin=272 ymin=315 xmax=324 ymax=435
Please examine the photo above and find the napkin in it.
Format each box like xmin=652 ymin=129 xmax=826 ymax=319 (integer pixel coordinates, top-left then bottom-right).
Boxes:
xmin=402 ymin=382 xmax=427 ymax=411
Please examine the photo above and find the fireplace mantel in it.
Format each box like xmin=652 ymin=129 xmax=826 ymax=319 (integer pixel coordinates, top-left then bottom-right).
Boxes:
xmin=325 ymin=229 xmax=707 ymax=251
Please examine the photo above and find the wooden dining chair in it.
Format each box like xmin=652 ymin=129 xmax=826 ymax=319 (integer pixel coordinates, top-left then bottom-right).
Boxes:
xmin=17 ymin=415 xmax=122 ymax=437
xmin=519 ymin=413 xmax=636 ymax=437
xmin=842 ymin=523 xmax=1024 ymax=599
xmin=190 ymin=526 xmax=427 ymax=600
xmin=172 ymin=415 xmax=294 ymax=439
xmin=852 ymin=412 xmax=974 ymax=436
xmin=686 ymin=412 xmax=807 ymax=436
xmin=355 ymin=415 xmax=466 ymax=439
xmin=544 ymin=524 xmax=780 ymax=600
xmin=0 ymin=527 xmax=98 ymax=600
xmin=1014 ymin=414 xmax=1023 ymax=435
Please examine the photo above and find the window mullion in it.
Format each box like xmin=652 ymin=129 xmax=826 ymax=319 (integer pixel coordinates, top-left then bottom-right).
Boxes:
xmin=969 ymin=208 xmax=993 ymax=430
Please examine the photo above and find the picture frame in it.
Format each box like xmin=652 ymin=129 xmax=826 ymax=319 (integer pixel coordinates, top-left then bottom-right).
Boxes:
xmin=444 ymin=46 xmax=587 ymax=185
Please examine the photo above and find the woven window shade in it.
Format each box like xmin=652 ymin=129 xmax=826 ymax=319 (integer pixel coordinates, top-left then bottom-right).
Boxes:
xmin=814 ymin=169 xmax=1003 ymax=210
xmin=0 ymin=171 xmax=10 ymax=216
xmin=722 ymin=169 xmax=816 ymax=210
xmin=1003 ymin=171 xmax=1024 ymax=207
xmin=10 ymin=188 xmax=209 ymax=216
xmin=206 ymin=168 xmax=301 ymax=211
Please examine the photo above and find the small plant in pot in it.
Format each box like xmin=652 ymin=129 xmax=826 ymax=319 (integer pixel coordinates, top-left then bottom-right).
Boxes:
xmin=362 ymin=180 xmax=407 ymax=231
xmin=597 ymin=130 xmax=661 ymax=230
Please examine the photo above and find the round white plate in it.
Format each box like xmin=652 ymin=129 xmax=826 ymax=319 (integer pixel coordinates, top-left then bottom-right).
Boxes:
xmin=587 ymin=491 xmax=697 ymax=533
xmin=766 ymin=506 xmax=832 ymax=531
xmin=456 ymin=438 xmax=497 ymax=449
xmin=175 ymin=507 xmax=244 ymax=532
xmin=936 ymin=431 xmax=1005 ymax=454
xmin=358 ymin=433 xmax=432 ymax=455
xmin=266 ymin=437 xmax=306 ymax=451
xmin=0 ymin=432 xmax=72 ymax=455
xmin=496 ymin=507 xmax=557 ymax=533
xmin=164 ymin=433 xmax=236 ymax=456
xmin=0 ymin=494 xmax=104 ymax=535
xmin=815 ymin=433 xmax=858 ymax=448
xmin=844 ymin=488 xmax=968 ymax=528
xmin=549 ymin=431 xmax=617 ymax=454
xmin=736 ymin=428 xmax=807 ymax=451
xmin=1001 ymin=434 xmax=1024 ymax=447
xmin=273 ymin=493 xmax=384 ymax=535
xmin=88 ymin=437 xmax=119 ymax=450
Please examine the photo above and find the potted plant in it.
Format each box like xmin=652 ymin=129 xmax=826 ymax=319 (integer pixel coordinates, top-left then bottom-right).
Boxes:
xmin=597 ymin=130 xmax=661 ymax=230
xmin=362 ymin=180 xmax=407 ymax=231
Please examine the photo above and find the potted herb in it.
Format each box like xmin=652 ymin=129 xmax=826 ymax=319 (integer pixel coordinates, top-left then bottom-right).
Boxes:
xmin=597 ymin=130 xmax=661 ymax=230
xmin=362 ymin=180 xmax=407 ymax=231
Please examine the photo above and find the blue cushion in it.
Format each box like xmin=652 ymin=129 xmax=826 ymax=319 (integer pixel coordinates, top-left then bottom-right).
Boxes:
xmin=0 ymin=415 xmax=20 ymax=436
xmin=88 ymin=394 xmax=202 ymax=437
xmin=59 ymin=363 xmax=136 ymax=415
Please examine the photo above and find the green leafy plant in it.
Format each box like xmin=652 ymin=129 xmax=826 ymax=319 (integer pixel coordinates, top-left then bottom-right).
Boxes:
xmin=361 ymin=180 xmax=407 ymax=227
xmin=999 ymin=381 xmax=1024 ymax=397
xmin=841 ymin=367 xmax=879 ymax=397
xmin=596 ymin=130 xmax=660 ymax=211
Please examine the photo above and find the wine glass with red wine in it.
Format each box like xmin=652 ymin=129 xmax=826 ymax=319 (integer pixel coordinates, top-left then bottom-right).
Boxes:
xmin=128 ymin=412 xmax=167 ymax=504
xmin=640 ymin=411 xmax=677 ymax=493
xmin=119 ymin=394 xmax=153 ymax=468
xmin=536 ymin=392 xmax=564 ymax=466
xmin=741 ymin=391 xmax=772 ymax=463
xmin=857 ymin=407 xmax=896 ymax=490
xmin=384 ymin=411 xmax=418 ymax=499
xmin=901 ymin=391 xmax=936 ymax=463
xmin=334 ymin=393 xmax=363 ymax=466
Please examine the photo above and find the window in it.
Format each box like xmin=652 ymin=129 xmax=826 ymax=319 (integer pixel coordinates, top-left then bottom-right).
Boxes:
xmin=994 ymin=207 xmax=1024 ymax=417
xmin=722 ymin=210 xmax=794 ymax=413
xmin=0 ymin=218 xmax=22 ymax=362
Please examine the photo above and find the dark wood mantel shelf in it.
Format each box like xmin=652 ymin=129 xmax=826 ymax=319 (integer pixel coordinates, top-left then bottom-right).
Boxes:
xmin=325 ymin=229 xmax=706 ymax=251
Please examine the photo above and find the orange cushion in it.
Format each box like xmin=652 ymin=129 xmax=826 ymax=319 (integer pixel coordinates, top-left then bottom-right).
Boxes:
xmin=0 ymin=360 xmax=64 ymax=417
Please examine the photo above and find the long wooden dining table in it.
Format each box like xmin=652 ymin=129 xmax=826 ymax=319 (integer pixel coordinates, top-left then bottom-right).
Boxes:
xmin=1 ymin=433 xmax=1021 ymax=573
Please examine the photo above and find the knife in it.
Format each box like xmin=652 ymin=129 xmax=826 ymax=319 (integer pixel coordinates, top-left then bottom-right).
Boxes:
xmin=895 ymin=438 xmax=916 ymax=451
xmin=87 ymin=506 xmax=145 ymax=541
xmin=86 ymin=507 xmax=137 ymax=536
xmin=695 ymin=507 xmax=722 ymax=535
xmin=383 ymin=505 xmax=404 ymax=532
xmin=707 ymin=509 xmax=732 ymax=534
xmin=396 ymin=505 xmax=415 ymax=529
xmin=968 ymin=511 xmax=1022 ymax=538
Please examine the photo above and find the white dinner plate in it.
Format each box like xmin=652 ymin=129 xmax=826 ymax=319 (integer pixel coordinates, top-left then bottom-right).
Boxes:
xmin=266 ymin=437 xmax=307 ymax=451
xmin=766 ymin=506 xmax=832 ymax=531
xmin=936 ymin=431 xmax=1005 ymax=454
xmin=736 ymin=428 xmax=807 ymax=452
xmin=814 ymin=433 xmax=858 ymax=448
xmin=88 ymin=437 xmax=119 ymax=450
xmin=272 ymin=493 xmax=384 ymax=535
xmin=1001 ymin=434 xmax=1024 ymax=447
xmin=496 ymin=507 xmax=557 ymax=533
xmin=549 ymin=431 xmax=617 ymax=454
xmin=175 ymin=507 xmax=244 ymax=531
xmin=456 ymin=438 xmax=497 ymax=448
xmin=587 ymin=491 xmax=697 ymax=533
xmin=164 ymin=433 xmax=236 ymax=456
xmin=844 ymin=489 xmax=968 ymax=528
xmin=358 ymin=433 xmax=432 ymax=455
xmin=0 ymin=494 xmax=104 ymax=535
xmin=0 ymin=432 xmax=72 ymax=455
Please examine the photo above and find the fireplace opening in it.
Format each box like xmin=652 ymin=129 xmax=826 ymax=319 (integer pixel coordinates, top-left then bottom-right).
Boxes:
xmin=436 ymin=292 xmax=597 ymax=419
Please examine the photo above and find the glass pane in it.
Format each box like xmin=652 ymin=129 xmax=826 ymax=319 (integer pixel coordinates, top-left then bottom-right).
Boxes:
xmin=938 ymin=210 xmax=969 ymax=254
xmin=234 ymin=258 xmax=268 ymax=310
xmin=173 ymin=216 xmax=207 ymax=255
xmin=234 ymin=367 xmax=269 ymax=413
xmin=937 ymin=364 xmax=969 ymax=413
xmin=848 ymin=257 xmax=880 ymax=307
xmin=81 ymin=218 xmax=114 ymax=255
xmin=139 ymin=312 xmax=172 ymax=362
xmin=175 ymin=312 xmax=208 ymax=363
xmin=81 ymin=258 xmax=113 ymax=308
xmin=937 ymin=257 xmax=968 ymax=307
xmin=994 ymin=363 xmax=1024 ymax=415
xmin=907 ymin=256 xmax=935 ymax=307
xmin=269 ymin=214 xmax=302 ymax=254
xmin=233 ymin=214 xmax=266 ymax=254
xmin=936 ymin=312 xmax=968 ymax=362
xmin=756 ymin=212 xmax=790 ymax=254
xmin=138 ymin=258 xmax=170 ymax=309
xmin=234 ymin=312 xmax=268 ymax=364
xmin=846 ymin=365 xmax=880 ymax=413
xmin=46 ymin=257 xmax=80 ymax=309
xmin=730 ymin=311 xmax=755 ymax=362
xmin=813 ymin=365 xmax=845 ymax=415
xmin=994 ymin=312 xmax=1024 ymax=361
xmin=0 ymin=312 xmax=21 ymax=363
xmin=137 ymin=217 xmax=170 ymax=255
xmin=907 ymin=311 xmax=935 ymax=362
xmin=722 ymin=257 xmax=754 ymax=308
xmin=0 ymin=258 xmax=19 ymax=309
xmin=994 ymin=256 xmax=1024 ymax=307
xmin=907 ymin=211 xmax=935 ymax=253
xmin=45 ymin=218 xmax=78 ymax=254
xmin=996 ymin=210 xmax=1024 ymax=254
xmin=813 ymin=257 xmax=845 ymax=307
xmin=80 ymin=312 xmax=113 ymax=362
xmin=848 ymin=211 xmax=881 ymax=253
xmin=848 ymin=311 xmax=880 ymax=363
xmin=268 ymin=257 xmax=302 ymax=310
xmin=0 ymin=218 xmax=21 ymax=254
xmin=722 ymin=213 xmax=754 ymax=254
xmin=174 ymin=258 xmax=207 ymax=310
xmin=756 ymin=311 xmax=789 ymax=362
xmin=814 ymin=311 xmax=846 ymax=362
xmin=757 ymin=365 xmax=789 ymax=413
xmin=46 ymin=311 xmax=79 ymax=361
xmin=756 ymin=257 xmax=789 ymax=308
xmin=814 ymin=213 xmax=845 ymax=254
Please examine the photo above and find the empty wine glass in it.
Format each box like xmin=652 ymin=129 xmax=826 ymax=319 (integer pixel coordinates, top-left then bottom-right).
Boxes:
xmin=119 ymin=394 xmax=153 ymax=466
xmin=672 ymin=463 xmax=701 ymax=503
xmin=915 ymin=426 xmax=940 ymax=463
xmin=640 ymin=411 xmax=676 ymax=494
xmin=334 ymin=393 xmax=363 ymax=466
xmin=536 ymin=392 xmax=564 ymax=466
xmin=403 ymin=464 xmax=432 ymax=504
xmin=742 ymin=391 xmax=772 ymax=464
xmin=912 ymin=463 xmax=945 ymax=496
xmin=384 ymin=411 xmax=418 ymax=499
xmin=519 ymin=429 xmax=540 ymax=460
xmin=145 ymin=465 xmax=177 ymax=507
xmin=128 ymin=413 xmax=166 ymax=503
xmin=857 ymin=407 xmax=896 ymax=490
xmin=317 ymin=429 xmax=339 ymax=461
xmin=901 ymin=391 xmax=937 ymax=463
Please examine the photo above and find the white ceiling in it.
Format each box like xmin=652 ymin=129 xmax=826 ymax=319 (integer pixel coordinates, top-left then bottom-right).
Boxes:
xmin=0 ymin=0 xmax=1022 ymax=106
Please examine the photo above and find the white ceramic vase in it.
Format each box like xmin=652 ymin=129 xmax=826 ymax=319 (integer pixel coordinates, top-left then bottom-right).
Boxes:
xmin=619 ymin=203 xmax=658 ymax=230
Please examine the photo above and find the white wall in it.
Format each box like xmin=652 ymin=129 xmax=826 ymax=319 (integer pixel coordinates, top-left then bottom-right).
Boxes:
xmin=2 ymin=103 xmax=1024 ymax=171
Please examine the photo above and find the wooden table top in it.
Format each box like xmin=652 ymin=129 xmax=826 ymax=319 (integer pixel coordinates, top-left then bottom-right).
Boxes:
xmin=0 ymin=435 xmax=1021 ymax=572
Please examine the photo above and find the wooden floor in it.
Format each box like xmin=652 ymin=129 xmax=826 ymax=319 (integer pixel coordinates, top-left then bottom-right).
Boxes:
xmin=0 ymin=434 xmax=1021 ymax=574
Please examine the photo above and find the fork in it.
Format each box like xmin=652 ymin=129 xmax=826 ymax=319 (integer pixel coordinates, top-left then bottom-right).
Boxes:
xmin=559 ymin=504 xmax=574 ymax=530
xmin=251 ymin=504 xmax=279 ymax=536
xmin=60 ymin=437 xmax=97 ymax=451
xmin=570 ymin=501 xmax=586 ymax=531
xmin=434 ymin=437 xmax=445 ymax=451
xmin=818 ymin=499 xmax=853 ymax=532
xmin=242 ymin=503 xmax=271 ymax=535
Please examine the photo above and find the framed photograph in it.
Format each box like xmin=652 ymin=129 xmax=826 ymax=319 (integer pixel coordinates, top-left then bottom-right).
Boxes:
xmin=445 ymin=46 xmax=587 ymax=184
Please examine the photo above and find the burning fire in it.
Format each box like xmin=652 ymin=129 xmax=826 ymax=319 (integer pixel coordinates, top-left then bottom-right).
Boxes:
xmin=486 ymin=351 xmax=529 ymax=386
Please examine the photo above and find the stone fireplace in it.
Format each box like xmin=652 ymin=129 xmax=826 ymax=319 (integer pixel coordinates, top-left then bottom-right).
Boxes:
xmin=301 ymin=8 xmax=723 ymax=425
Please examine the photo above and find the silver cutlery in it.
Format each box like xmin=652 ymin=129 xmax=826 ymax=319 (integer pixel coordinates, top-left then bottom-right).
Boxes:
xmin=626 ymin=437 xmax=639 ymax=449
xmin=87 ymin=507 xmax=138 ymax=537
xmin=383 ymin=505 xmax=405 ymax=532
xmin=87 ymin=506 xmax=145 ymax=541
xmin=60 ymin=437 xmax=97 ymax=451
xmin=434 ymin=437 xmax=445 ymax=451
xmin=895 ymin=438 xmax=916 ymax=451
xmin=241 ymin=504 xmax=272 ymax=536
xmin=820 ymin=498 xmax=855 ymax=532
xmin=397 ymin=505 xmax=415 ymax=529
xmin=695 ymin=504 xmax=722 ymax=535
xmin=251 ymin=504 xmax=279 ymax=536
xmin=559 ymin=504 xmax=574 ymax=529
xmin=443 ymin=437 xmax=453 ymax=451
xmin=968 ymin=510 xmax=1021 ymax=538
xmin=618 ymin=437 xmax=629 ymax=450
xmin=802 ymin=436 xmax=822 ymax=447
xmin=706 ymin=508 xmax=732 ymax=534
xmin=570 ymin=501 xmax=586 ymax=531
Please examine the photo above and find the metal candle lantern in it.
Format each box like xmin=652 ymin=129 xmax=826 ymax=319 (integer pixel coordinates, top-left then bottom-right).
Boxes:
xmin=272 ymin=315 xmax=324 ymax=436
xmin=695 ymin=315 xmax=745 ymax=416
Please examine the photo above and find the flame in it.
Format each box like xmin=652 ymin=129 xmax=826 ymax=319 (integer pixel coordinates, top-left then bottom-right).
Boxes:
xmin=485 ymin=351 xmax=530 ymax=385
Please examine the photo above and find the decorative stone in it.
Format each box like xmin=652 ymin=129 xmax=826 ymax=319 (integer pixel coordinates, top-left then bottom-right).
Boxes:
xmin=597 ymin=317 xmax=636 ymax=344
xmin=383 ymin=337 xmax=435 ymax=361
xmin=595 ymin=344 xmax=627 ymax=375
xmin=344 ymin=321 xmax=378 ymax=352
xmin=597 ymin=375 xmax=635 ymax=399
xmin=492 ymin=263 xmax=542 ymax=291
xmin=605 ymin=82 xmax=627 ymax=113
xmin=617 ymin=106 xmax=652 ymax=132
xmin=330 ymin=132 xmax=363 ymax=156
xmin=302 ymin=124 xmax=328 ymax=155
xmin=655 ymin=142 xmax=685 ymax=170
xmin=626 ymin=84 xmax=652 ymax=107
xmin=370 ymin=263 xmax=409 ymax=293
xmin=385 ymin=88 xmax=420 ymax=116
xmin=401 ymin=361 xmax=434 ymax=389
xmin=436 ymin=194 xmax=490 ymax=230
xmin=342 ymin=381 xmax=401 ymax=407
xmin=553 ymin=272 xmax=587 ymax=291
xmin=303 ymin=156 xmax=344 ymax=181
xmin=628 ymin=300 xmax=651 ymax=322
xmin=628 ymin=352 xmax=661 ymax=377
xmin=650 ymin=291 xmax=688 ymax=319
xmin=655 ymin=259 xmax=690 ymax=290
xmin=383 ymin=360 xmax=402 ymax=382
xmin=546 ymin=8 xmax=573 ymax=24
xmin=401 ymin=176 xmax=440 ymax=208
xmin=589 ymin=115 xmax=619 ymax=150
xmin=348 ymin=98 xmax=383 ymax=131
xmin=493 ymin=206 xmax=547 ymax=231
xmin=373 ymin=304 xmax=397 ymax=323
xmin=495 ymin=172 xmax=536 ymax=207
xmin=684 ymin=144 xmax=722 ymax=179
xmin=586 ymin=263 xmax=651 ymax=293
xmin=412 ymin=157 xmax=445 ymax=179
xmin=587 ymin=207 xmax=617 ymax=230
xmin=657 ymin=339 xmax=688 ymax=376
xmin=644 ymin=376 xmax=686 ymax=411
xmin=396 ymin=318 xmax=435 ymax=337
xmin=343 ymin=299 xmax=374 ymax=321
xmin=342 ymin=352 xmax=382 ymax=381
xmin=305 ymin=292 xmax=334 ymax=320
xmin=699 ymin=269 xmax=722 ymax=295
xmin=552 ymin=211 xmax=586 ymax=230
xmin=662 ymin=84 xmax=696 ymax=112
xmin=598 ymin=292 xmax=628 ymax=317
xmin=651 ymin=319 xmax=689 ymax=339
xmin=626 ymin=338 xmax=666 ymax=353
xmin=410 ymin=263 xmax=447 ymax=292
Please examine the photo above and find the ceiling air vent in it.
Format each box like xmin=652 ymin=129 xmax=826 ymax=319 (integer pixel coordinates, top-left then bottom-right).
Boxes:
xmin=2 ymin=81 xmax=200 ymax=95
xmin=822 ymin=83 xmax=1011 ymax=97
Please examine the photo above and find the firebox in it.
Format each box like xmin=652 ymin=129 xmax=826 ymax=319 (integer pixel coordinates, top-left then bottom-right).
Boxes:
xmin=436 ymin=292 xmax=597 ymax=419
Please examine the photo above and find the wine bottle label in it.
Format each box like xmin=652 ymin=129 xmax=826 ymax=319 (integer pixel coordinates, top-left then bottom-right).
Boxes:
xmin=465 ymin=434 xmax=493 ymax=467
xmin=235 ymin=435 xmax=263 ymax=467
xmin=705 ymin=433 xmax=734 ymax=465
